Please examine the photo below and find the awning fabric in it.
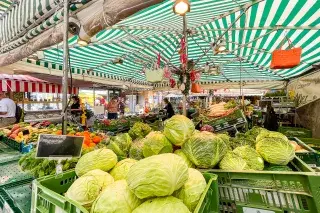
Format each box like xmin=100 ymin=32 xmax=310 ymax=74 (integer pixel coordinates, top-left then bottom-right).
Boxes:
xmin=0 ymin=74 xmax=78 ymax=94
xmin=2 ymin=0 xmax=320 ymax=85
xmin=0 ymin=0 xmax=87 ymax=50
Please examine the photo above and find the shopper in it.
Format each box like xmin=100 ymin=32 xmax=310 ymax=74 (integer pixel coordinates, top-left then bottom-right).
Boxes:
xmin=119 ymin=98 xmax=125 ymax=115
xmin=0 ymin=92 xmax=16 ymax=128
xmin=107 ymin=97 xmax=119 ymax=119
xmin=264 ymin=104 xmax=278 ymax=131
xmin=163 ymin=98 xmax=175 ymax=119
xmin=70 ymin=96 xmax=81 ymax=116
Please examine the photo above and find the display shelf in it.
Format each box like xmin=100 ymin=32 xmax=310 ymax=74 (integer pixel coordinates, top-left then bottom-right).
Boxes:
xmin=17 ymin=101 xmax=62 ymax=104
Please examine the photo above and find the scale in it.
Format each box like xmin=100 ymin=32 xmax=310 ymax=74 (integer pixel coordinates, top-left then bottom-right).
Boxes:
xmin=157 ymin=109 xmax=167 ymax=130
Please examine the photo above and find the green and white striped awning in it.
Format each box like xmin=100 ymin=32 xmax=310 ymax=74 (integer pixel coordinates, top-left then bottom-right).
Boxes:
xmin=0 ymin=0 xmax=11 ymax=16
xmin=0 ymin=0 xmax=87 ymax=50
xmin=20 ymin=0 xmax=320 ymax=84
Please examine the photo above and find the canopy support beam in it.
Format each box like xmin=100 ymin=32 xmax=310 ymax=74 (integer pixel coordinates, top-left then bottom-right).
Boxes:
xmin=191 ymin=0 xmax=266 ymax=30
xmin=62 ymin=0 xmax=70 ymax=135
xmin=194 ymin=26 xmax=320 ymax=32
xmin=121 ymin=27 xmax=181 ymax=71
xmin=192 ymin=5 xmax=249 ymax=70
xmin=182 ymin=15 xmax=187 ymax=117
xmin=89 ymin=32 xmax=180 ymax=71
xmin=0 ymin=0 xmax=166 ymax=67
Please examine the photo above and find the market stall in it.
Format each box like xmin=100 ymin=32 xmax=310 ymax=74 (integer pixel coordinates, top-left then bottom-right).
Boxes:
xmin=0 ymin=74 xmax=79 ymax=122
xmin=0 ymin=0 xmax=320 ymax=213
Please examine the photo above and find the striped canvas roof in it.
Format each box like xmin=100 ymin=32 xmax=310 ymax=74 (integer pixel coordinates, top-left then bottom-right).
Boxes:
xmin=6 ymin=0 xmax=320 ymax=84
xmin=0 ymin=0 xmax=11 ymax=16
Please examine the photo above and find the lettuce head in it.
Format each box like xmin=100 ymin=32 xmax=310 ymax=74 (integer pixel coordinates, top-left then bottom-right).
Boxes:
xmin=75 ymin=148 xmax=117 ymax=176
xmin=91 ymin=180 xmax=141 ymax=213
xmin=126 ymin=153 xmax=188 ymax=199
xmin=142 ymin=131 xmax=173 ymax=157
xmin=164 ymin=115 xmax=195 ymax=146
xmin=110 ymin=158 xmax=137 ymax=181
xmin=132 ymin=196 xmax=190 ymax=213
xmin=174 ymin=168 xmax=206 ymax=211
xmin=182 ymin=131 xmax=227 ymax=168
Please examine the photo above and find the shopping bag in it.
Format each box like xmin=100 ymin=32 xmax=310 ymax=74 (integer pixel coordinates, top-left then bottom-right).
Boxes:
xmin=191 ymin=83 xmax=201 ymax=93
xmin=145 ymin=68 xmax=164 ymax=83
xmin=270 ymin=37 xmax=302 ymax=69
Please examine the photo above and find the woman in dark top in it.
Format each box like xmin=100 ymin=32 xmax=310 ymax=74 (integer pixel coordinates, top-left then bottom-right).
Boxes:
xmin=163 ymin=98 xmax=175 ymax=118
xmin=70 ymin=96 xmax=81 ymax=116
xmin=264 ymin=104 xmax=278 ymax=131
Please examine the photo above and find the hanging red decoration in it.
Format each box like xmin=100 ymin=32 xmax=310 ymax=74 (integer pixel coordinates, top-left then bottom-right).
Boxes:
xmin=179 ymin=37 xmax=187 ymax=68
xmin=155 ymin=53 xmax=161 ymax=69
xmin=163 ymin=66 xmax=171 ymax=79
xmin=195 ymin=72 xmax=201 ymax=81
xmin=190 ymin=70 xmax=196 ymax=82
xmin=169 ymin=78 xmax=176 ymax=88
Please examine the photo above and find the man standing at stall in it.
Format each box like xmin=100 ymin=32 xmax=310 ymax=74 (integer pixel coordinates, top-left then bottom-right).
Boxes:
xmin=0 ymin=92 xmax=16 ymax=127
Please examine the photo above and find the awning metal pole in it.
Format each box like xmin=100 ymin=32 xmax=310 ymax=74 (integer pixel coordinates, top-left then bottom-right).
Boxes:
xmin=62 ymin=0 xmax=69 ymax=135
xmin=182 ymin=15 xmax=187 ymax=116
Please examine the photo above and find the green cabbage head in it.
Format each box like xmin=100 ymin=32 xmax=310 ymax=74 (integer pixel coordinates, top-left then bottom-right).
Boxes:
xmin=245 ymin=126 xmax=267 ymax=140
xmin=182 ymin=131 xmax=227 ymax=168
xmin=126 ymin=153 xmax=188 ymax=199
xmin=83 ymin=169 xmax=114 ymax=190
xmin=219 ymin=151 xmax=249 ymax=170
xmin=256 ymin=131 xmax=288 ymax=143
xmin=174 ymin=168 xmax=206 ymax=212
xmin=75 ymin=148 xmax=118 ymax=176
xmin=256 ymin=137 xmax=294 ymax=165
xmin=142 ymin=131 xmax=173 ymax=157
xmin=164 ymin=115 xmax=195 ymax=146
xmin=65 ymin=175 xmax=101 ymax=208
xmin=128 ymin=122 xmax=152 ymax=140
xmin=174 ymin=149 xmax=195 ymax=168
xmin=233 ymin=146 xmax=264 ymax=170
xmin=107 ymin=133 xmax=132 ymax=157
xmin=91 ymin=180 xmax=141 ymax=213
xmin=110 ymin=159 xmax=137 ymax=181
xmin=129 ymin=139 xmax=144 ymax=160
xmin=132 ymin=196 xmax=190 ymax=213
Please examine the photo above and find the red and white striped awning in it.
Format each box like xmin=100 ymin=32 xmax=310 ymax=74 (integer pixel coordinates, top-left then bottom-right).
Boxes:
xmin=0 ymin=74 xmax=78 ymax=94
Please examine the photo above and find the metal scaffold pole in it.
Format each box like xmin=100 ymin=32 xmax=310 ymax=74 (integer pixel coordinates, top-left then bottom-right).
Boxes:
xmin=62 ymin=0 xmax=69 ymax=135
xmin=182 ymin=15 xmax=188 ymax=116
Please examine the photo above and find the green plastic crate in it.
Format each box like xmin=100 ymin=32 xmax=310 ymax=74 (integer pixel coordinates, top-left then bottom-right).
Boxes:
xmin=31 ymin=170 xmax=219 ymax=213
xmin=0 ymin=159 xmax=32 ymax=186
xmin=0 ymin=142 xmax=21 ymax=164
xmin=298 ymin=138 xmax=320 ymax=152
xmin=278 ymin=126 xmax=312 ymax=138
xmin=0 ymin=177 xmax=33 ymax=213
xmin=1 ymin=137 xmax=21 ymax=151
xmin=203 ymin=157 xmax=320 ymax=213
xmin=291 ymin=137 xmax=320 ymax=168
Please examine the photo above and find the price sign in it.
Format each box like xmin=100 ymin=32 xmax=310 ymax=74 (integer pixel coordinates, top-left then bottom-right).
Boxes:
xmin=36 ymin=134 xmax=84 ymax=159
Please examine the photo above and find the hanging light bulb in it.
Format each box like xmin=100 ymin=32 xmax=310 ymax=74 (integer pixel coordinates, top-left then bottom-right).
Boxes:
xmin=217 ymin=40 xmax=227 ymax=52
xmin=77 ymin=27 xmax=91 ymax=46
xmin=173 ymin=0 xmax=190 ymax=16
xmin=77 ymin=38 xmax=89 ymax=46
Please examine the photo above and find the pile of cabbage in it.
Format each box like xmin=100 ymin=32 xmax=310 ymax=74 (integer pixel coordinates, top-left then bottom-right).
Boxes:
xmin=64 ymin=116 xmax=297 ymax=212
xmin=68 ymin=149 xmax=207 ymax=213
xmin=219 ymin=128 xmax=295 ymax=171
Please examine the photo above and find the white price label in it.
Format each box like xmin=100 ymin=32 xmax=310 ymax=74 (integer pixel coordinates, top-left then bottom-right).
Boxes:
xmin=243 ymin=207 xmax=275 ymax=213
